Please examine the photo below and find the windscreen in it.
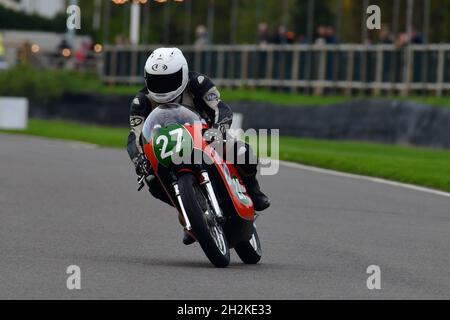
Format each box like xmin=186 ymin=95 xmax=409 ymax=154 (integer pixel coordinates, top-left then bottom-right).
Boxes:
xmin=142 ymin=103 xmax=202 ymax=143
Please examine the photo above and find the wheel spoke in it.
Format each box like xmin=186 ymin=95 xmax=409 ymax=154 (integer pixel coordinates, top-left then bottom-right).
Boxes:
xmin=193 ymin=181 xmax=226 ymax=254
xmin=210 ymin=225 xmax=227 ymax=255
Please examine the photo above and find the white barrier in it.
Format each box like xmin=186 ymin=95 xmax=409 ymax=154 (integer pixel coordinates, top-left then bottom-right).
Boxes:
xmin=0 ymin=97 xmax=29 ymax=130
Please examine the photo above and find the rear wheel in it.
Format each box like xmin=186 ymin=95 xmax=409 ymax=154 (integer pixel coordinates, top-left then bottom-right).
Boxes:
xmin=178 ymin=174 xmax=230 ymax=268
xmin=235 ymin=226 xmax=262 ymax=264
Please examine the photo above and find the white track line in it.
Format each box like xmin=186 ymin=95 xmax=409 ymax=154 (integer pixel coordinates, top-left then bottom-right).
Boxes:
xmin=278 ymin=160 xmax=450 ymax=199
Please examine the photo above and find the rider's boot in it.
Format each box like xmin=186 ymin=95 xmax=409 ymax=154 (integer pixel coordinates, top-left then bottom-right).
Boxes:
xmin=183 ymin=230 xmax=196 ymax=246
xmin=243 ymin=174 xmax=271 ymax=212
xmin=178 ymin=214 xmax=196 ymax=245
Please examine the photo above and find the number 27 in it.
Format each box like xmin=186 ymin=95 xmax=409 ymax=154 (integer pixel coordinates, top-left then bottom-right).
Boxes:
xmin=156 ymin=128 xmax=183 ymax=159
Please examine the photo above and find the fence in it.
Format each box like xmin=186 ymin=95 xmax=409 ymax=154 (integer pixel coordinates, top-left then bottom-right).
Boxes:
xmin=102 ymin=44 xmax=450 ymax=96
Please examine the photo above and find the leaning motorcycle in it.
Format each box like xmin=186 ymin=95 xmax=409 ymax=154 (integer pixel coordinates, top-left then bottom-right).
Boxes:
xmin=139 ymin=103 xmax=261 ymax=268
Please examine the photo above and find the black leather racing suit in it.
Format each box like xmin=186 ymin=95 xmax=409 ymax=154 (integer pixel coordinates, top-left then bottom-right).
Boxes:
xmin=127 ymin=71 xmax=257 ymax=206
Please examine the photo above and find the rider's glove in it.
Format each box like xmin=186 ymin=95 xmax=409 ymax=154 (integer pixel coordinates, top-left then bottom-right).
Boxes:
xmin=133 ymin=154 xmax=150 ymax=176
xmin=204 ymin=124 xmax=227 ymax=143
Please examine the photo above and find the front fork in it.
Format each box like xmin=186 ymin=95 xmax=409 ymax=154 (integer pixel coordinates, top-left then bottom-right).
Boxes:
xmin=200 ymin=171 xmax=225 ymax=223
xmin=172 ymin=171 xmax=224 ymax=232
xmin=173 ymin=183 xmax=192 ymax=231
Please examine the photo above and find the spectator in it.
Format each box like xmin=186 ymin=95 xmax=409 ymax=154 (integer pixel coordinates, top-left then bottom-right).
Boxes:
xmin=379 ymin=24 xmax=394 ymax=44
xmin=315 ymin=25 xmax=327 ymax=45
xmin=411 ymin=28 xmax=424 ymax=44
xmin=257 ymin=22 xmax=270 ymax=45
xmin=396 ymin=32 xmax=409 ymax=48
xmin=272 ymin=25 xmax=287 ymax=44
xmin=115 ymin=34 xmax=130 ymax=46
xmin=286 ymin=31 xmax=296 ymax=44
xmin=396 ymin=28 xmax=424 ymax=48
xmin=75 ymin=41 xmax=92 ymax=70
xmin=325 ymin=26 xmax=337 ymax=44
xmin=194 ymin=25 xmax=210 ymax=46
xmin=55 ymin=38 xmax=72 ymax=68
xmin=296 ymin=34 xmax=306 ymax=44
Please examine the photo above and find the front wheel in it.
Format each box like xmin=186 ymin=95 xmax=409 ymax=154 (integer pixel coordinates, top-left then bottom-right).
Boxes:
xmin=235 ymin=226 xmax=262 ymax=264
xmin=178 ymin=173 xmax=230 ymax=268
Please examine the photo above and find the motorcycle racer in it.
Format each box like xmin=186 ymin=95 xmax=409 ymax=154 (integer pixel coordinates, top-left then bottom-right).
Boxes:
xmin=127 ymin=48 xmax=270 ymax=244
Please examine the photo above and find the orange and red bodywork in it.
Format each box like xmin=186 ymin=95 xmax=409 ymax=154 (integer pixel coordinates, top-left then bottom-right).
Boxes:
xmin=143 ymin=123 xmax=255 ymax=221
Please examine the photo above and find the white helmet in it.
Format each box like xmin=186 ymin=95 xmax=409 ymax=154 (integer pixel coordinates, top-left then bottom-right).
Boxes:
xmin=144 ymin=48 xmax=189 ymax=104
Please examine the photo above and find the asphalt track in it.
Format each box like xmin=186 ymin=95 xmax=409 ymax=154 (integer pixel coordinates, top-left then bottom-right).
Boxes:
xmin=1 ymin=134 xmax=449 ymax=300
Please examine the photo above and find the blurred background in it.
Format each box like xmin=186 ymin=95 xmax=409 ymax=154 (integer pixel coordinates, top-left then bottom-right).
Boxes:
xmin=1 ymin=0 xmax=450 ymax=95
xmin=1 ymin=0 xmax=450 ymax=192
xmin=2 ymin=2 xmax=450 ymax=300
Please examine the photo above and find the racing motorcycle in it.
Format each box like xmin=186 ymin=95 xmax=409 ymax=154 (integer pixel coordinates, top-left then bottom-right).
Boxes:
xmin=138 ymin=103 xmax=261 ymax=268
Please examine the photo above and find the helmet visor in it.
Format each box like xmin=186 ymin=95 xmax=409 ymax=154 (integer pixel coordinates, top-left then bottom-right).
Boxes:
xmin=146 ymin=68 xmax=183 ymax=94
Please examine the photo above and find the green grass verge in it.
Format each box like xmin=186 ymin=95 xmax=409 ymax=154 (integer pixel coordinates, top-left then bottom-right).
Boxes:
xmin=1 ymin=119 xmax=129 ymax=148
xmin=2 ymin=118 xmax=450 ymax=193
xmin=277 ymin=137 xmax=450 ymax=192
xmin=2 ymin=66 xmax=450 ymax=108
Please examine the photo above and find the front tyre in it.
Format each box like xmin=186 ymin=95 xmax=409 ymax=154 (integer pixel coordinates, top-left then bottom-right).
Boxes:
xmin=178 ymin=174 xmax=230 ymax=268
xmin=235 ymin=226 xmax=262 ymax=264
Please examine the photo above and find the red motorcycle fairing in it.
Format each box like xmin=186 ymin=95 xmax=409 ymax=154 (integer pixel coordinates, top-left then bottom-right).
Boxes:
xmin=143 ymin=123 xmax=255 ymax=221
